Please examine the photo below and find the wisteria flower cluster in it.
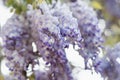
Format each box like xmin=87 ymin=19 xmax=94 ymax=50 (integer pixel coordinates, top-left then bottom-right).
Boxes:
xmin=69 ymin=0 xmax=104 ymax=69
xmin=1 ymin=0 xmax=106 ymax=80
xmin=94 ymin=42 xmax=120 ymax=80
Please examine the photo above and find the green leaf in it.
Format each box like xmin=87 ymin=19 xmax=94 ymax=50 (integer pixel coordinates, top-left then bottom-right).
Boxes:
xmin=6 ymin=0 xmax=14 ymax=7
xmin=28 ymin=74 xmax=35 ymax=80
xmin=0 ymin=75 xmax=4 ymax=80
xmin=26 ymin=0 xmax=34 ymax=4
xmin=45 ymin=0 xmax=52 ymax=4
xmin=90 ymin=1 xmax=102 ymax=10
xmin=21 ymin=4 xmax=27 ymax=12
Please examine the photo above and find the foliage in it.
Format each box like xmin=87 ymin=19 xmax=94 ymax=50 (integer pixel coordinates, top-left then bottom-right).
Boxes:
xmin=5 ymin=0 xmax=52 ymax=14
